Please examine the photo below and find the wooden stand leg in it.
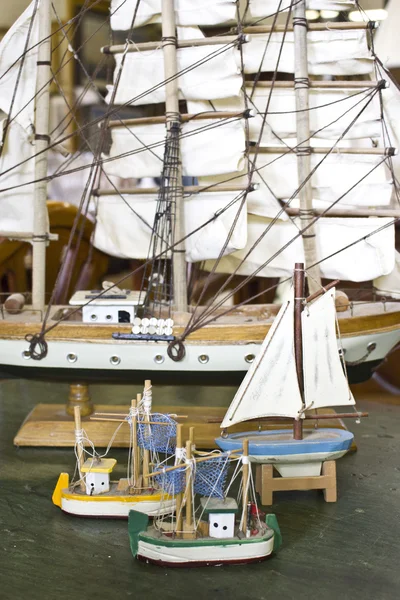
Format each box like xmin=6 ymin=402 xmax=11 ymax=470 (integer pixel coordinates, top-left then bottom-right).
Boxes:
xmin=255 ymin=461 xmax=338 ymax=504
xmin=66 ymin=383 xmax=93 ymax=417
xmin=256 ymin=464 xmax=274 ymax=506
xmin=322 ymin=460 xmax=337 ymax=502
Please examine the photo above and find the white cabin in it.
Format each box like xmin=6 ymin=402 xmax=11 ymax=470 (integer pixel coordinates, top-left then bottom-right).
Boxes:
xmin=81 ymin=458 xmax=117 ymax=495
xmin=69 ymin=290 xmax=141 ymax=324
xmin=200 ymin=497 xmax=238 ymax=539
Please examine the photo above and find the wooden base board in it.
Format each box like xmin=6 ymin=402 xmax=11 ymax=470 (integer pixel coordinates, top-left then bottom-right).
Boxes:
xmin=255 ymin=461 xmax=337 ymax=504
xmin=13 ymin=404 xmax=357 ymax=450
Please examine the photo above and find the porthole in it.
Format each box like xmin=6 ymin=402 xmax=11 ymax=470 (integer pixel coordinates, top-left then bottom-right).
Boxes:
xmin=110 ymin=355 xmax=121 ymax=366
xmin=90 ymin=314 xmax=97 ymax=321
xmin=154 ymin=354 xmax=165 ymax=364
xmin=245 ymin=354 xmax=255 ymax=364
xmin=198 ymin=354 xmax=209 ymax=364
xmin=67 ymin=353 xmax=78 ymax=363
xmin=22 ymin=350 xmax=31 ymax=360
xmin=106 ymin=314 xmax=113 ymax=321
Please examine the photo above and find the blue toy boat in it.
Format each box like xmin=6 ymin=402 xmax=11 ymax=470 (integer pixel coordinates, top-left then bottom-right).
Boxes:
xmin=217 ymin=278 xmax=362 ymax=478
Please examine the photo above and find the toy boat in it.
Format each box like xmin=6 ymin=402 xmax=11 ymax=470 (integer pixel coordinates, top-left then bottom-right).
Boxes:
xmin=216 ymin=263 xmax=365 ymax=478
xmin=129 ymin=432 xmax=281 ymax=567
xmin=52 ymin=381 xmax=176 ymax=518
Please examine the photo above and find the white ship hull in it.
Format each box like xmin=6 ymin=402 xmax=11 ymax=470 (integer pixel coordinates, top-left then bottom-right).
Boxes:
xmin=1 ymin=326 xmax=398 ymax=380
xmin=59 ymin=495 xmax=176 ymax=518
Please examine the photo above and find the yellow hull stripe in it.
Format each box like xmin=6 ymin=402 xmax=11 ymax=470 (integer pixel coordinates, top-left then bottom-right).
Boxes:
xmin=60 ymin=490 xmax=171 ymax=503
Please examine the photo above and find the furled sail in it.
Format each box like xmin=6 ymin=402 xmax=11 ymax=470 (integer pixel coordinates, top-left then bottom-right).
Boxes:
xmin=188 ymin=87 xmax=383 ymax=142
xmin=205 ymin=216 xmax=395 ymax=282
xmin=0 ymin=0 xmax=40 ymax=132
xmin=221 ymin=298 xmax=304 ymax=428
xmin=111 ymin=1 xmax=356 ymax=31
xmin=374 ymin=251 xmax=400 ymax=300
xmin=105 ymin=44 xmax=241 ymax=107
xmin=0 ymin=116 xmax=35 ymax=234
xmin=243 ymin=30 xmax=373 ymax=76
xmin=93 ymin=191 xmax=248 ymax=261
xmin=103 ymin=118 xmax=246 ymax=179
xmin=302 ymin=290 xmax=355 ymax=410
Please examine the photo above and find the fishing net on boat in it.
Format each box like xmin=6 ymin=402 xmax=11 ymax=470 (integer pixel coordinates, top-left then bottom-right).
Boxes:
xmin=137 ymin=413 xmax=177 ymax=453
xmin=194 ymin=455 xmax=230 ymax=499
xmin=154 ymin=465 xmax=187 ymax=495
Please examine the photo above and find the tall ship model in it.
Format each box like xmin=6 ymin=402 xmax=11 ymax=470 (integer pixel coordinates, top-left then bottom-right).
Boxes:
xmin=1 ymin=0 xmax=400 ymax=383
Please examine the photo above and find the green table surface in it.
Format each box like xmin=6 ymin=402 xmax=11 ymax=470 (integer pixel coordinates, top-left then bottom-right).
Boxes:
xmin=1 ymin=379 xmax=399 ymax=600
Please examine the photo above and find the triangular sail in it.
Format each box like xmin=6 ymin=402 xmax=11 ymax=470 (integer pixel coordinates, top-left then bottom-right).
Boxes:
xmin=221 ymin=299 xmax=303 ymax=428
xmin=302 ymin=290 xmax=355 ymax=410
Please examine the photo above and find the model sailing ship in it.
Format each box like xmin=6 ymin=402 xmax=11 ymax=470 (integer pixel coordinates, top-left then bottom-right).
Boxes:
xmin=128 ymin=428 xmax=281 ymax=567
xmin=1 ymin=0 xmax=400 ymax=381
xmin=52 ymin=381 xmax=176 ymax=517
xmin=216 ymin=262 xmax=359 ymax=478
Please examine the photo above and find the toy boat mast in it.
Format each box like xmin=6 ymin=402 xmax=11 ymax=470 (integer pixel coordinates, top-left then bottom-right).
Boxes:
xmin=293 ymin=262 xmax=306 ymax=441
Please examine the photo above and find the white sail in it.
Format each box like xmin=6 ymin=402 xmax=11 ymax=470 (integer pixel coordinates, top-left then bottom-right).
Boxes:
xmin=373 ymin=0 xmax=399 ymax=70
xmin=374 ymin=250 xmax=400 ymax=300
xmin=243 ymin=30 xmax=374 ymax=76
xmin=200 ymin=151 xmax=392 ymax=212
xmin=188 ymin=86 xmax=382 ymax=142
xmin=105 ymin=44 xmax=241 ymax=107
xmin=302 ymin=290 xmax=355 ymax=410
xmin=0 ymin=116 xmax=35 ymax=234
xmin=247 ymin=1 xmax=356 ymax=18
xmin=205 ymin=216 xmax=395 ymax=281
xmin=0 ymin=1 xmax=40 ymax=132
xmin=221 ymin=298 xmax=303 ymax=428
xmin=111 ymin=0 xmax=355 ymax=31
xmin=111 ymin=0 xmax=238 ymax=30
xmin=93 ymin=191 xmax=248 ymax=261
xmin=103 ymin=119 xmax=246 ymax=179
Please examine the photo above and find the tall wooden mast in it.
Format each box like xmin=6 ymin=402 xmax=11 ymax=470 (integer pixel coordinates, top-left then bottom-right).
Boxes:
xmin=32 ymin=0 xmax=52 ymax=311
xmin=293 ymin=1 xmax=321 ymax=295
xmin=293 ymin=262 xmax=306 ymax=440
xmin=161 ymin=0 xmax=188 ymax=312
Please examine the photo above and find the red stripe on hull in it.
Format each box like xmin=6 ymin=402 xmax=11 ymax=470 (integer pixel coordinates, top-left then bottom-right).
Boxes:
xmin=137 ymin=553 xmax=273 ymax=568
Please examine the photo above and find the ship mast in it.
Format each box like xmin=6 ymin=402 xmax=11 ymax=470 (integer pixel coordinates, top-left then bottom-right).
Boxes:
xmin=293 ymin=262 xmax=306 ymax=440
xmin=32 ymin=0 xmax=52 ymax=311
xmin=161 ymin=0 xmax=188 ymax=312
xmin=293 ymin=1 xmax=321 ymax=295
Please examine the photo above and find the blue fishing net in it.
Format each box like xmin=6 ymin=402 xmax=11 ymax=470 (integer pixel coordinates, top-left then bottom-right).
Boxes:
xmin=137 ymin=413 xmax=177 ymax=453
xmin=154 ymin=465 xmax=186 ymax=495
xmin=194 ymin=455 xmax=230 ymax=499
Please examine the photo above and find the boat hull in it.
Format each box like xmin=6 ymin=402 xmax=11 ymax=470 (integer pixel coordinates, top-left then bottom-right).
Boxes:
xmin=136 ymin=534 xmax=275 ymax=567
xmin=0 ymin=324 xmax=398 ymax=383
xmin=216 ymin=428 xmax=354 ymax=477
xmin=52 ymin=474 xmax=175 ymax=518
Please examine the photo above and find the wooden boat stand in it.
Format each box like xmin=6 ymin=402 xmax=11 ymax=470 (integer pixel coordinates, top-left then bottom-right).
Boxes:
xmin=255 ymin=461 xmax=337 ymax=505
xmin=13 ymin=383 xmax=357 ymax=450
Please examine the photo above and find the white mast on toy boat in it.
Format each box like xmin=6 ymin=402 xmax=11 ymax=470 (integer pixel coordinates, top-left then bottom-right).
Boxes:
xmin=221 ymin=262 xmax=357 ymax=438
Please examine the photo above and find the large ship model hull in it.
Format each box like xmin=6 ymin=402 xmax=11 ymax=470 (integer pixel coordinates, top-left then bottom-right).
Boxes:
xmin=1 ymin=302 xmax=399 ymax=383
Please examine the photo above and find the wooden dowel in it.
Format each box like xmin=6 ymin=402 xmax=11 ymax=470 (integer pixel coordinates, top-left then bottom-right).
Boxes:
xmin=251 ymin=80 xmax=379 ymax=89
xmin=175 ymin=424 xmax=183 ymax=538
xmin=306 ymin=280 xmax=339 ymax=304
xmin=90 ymin=417 xmax=174 ymax=425
xmin=102 ymin=35 xmax=242 ymax=55
xmin=293 ymin=262 xmax=305 ymax=440
xmin=108 ymin=110 xmax=248 ymax=129
xmin=243 ymin=21 xmax=377 ymax=33
xmin=94 ymin=184 xmax=250 ymax=197
xmin=132 ymin=396 xmax=140 ymax=486
xmin=144 ymin=451 xmax=241 ymax=479
xmin=241 ymin=439 xmax=249 ymax=536
xmin=286 ymin=207 xmax=400 ymax=219
xmin=73 ymin=406 xmax=85 ymax=492
xmin=255 ymin=146 xmax=396 ymax=156
xmin=208 ymin=412 xmax=368 ymax=424
xmin=185 ymin=439 xmax=193 ymax=534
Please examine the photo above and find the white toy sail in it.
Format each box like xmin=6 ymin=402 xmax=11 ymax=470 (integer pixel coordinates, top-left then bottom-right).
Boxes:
xmin=302 ymin=290 xmax=355 ymax=410
xmin=221 ymin=288 xmax=354 ymax=428
xmin=221 ymin=298 xmax=303 ymax=428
